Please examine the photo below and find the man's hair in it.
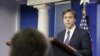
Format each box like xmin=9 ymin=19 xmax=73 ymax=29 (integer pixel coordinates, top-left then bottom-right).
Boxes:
xmin=62 ymin=9 xmax=77 ymax=19
xmin=10 ymin=28 xmax=48 ymax=56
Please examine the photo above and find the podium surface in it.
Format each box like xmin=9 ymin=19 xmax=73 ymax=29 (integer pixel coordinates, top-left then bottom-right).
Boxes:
xmin=48 ymin=39 xmax=80 ymax=56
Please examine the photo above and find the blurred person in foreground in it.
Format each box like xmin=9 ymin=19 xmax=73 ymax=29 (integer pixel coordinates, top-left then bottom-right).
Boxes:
xmin=7 ymin=28 xmax=49 ymax=56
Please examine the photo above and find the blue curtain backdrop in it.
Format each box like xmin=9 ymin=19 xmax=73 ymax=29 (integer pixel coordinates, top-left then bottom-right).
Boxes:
xmin=20 ymin=5 xmax=55 ymax=37
xmin=71 ymin=2 xmax=97 ymax=56
xmin=48 ymin=4 xmax=55 ymax=37
xmin=20 ymin=5 xmax=38 ymax=29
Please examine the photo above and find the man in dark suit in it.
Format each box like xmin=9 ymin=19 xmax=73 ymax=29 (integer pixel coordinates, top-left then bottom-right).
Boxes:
xmin=56 ymin=9 xmax=92 ymax=56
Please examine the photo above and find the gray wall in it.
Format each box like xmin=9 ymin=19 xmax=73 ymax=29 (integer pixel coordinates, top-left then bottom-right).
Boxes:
xmin=0 ymin=0 xmax=19 ymax=56
xmin=97 ymin=4 xmax=100 ymax=56
xmin=54 ymin=3 xmax=71 ymax=37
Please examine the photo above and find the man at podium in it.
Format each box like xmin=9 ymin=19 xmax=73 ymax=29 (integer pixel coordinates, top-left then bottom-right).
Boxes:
xmin=56 ymin=9 xmax=92 ymax=56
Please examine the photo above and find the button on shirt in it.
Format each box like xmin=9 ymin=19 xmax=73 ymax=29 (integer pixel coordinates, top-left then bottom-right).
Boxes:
xmin=64 ymin=25 xmax=76 ymax=43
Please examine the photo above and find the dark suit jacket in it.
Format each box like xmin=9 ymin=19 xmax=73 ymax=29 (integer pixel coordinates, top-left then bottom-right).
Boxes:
xmin=56 ymin=27 xmax=92 ymax=56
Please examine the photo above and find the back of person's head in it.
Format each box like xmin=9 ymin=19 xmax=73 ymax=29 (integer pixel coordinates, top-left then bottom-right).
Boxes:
xmin=9 ymin=28 xmax=49 ymax=56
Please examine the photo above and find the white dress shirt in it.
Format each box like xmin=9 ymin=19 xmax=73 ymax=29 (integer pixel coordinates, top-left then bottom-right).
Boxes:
xmin=64 ymin=25 xmax=76 ymax=43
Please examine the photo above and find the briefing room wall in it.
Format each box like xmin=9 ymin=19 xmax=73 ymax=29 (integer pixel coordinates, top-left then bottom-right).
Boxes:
xmin=97 ymin=4 xmax=100 ymax=56
xmin=0 ymin=0 xmax=19 ymax=56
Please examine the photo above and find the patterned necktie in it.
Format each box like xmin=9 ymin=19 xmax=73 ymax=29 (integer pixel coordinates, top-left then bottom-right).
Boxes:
xmin=65 ymin=31 xmax=70 ymax=45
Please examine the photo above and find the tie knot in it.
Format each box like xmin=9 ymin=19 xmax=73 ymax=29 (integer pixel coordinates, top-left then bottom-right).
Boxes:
xmin=67 ymin=31 xmax=70 ymax=34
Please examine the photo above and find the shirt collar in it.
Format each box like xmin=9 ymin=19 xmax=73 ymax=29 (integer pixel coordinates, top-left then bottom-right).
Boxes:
xmin=66 ymin=25 xmax=76 ymax=32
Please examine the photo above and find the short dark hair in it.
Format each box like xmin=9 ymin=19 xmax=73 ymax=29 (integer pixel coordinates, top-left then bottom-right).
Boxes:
xmin=62 ymin=9 xmax=77 ymax=19
xmin=10 ymin=28 xmax=48 ymax=56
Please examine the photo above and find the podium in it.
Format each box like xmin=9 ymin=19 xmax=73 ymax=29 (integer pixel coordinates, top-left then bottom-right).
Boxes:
xmin=48 ymin=38 xmax=82 ymax=56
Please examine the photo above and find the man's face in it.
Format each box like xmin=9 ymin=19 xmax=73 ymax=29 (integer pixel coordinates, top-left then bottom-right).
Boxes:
xmin=63 ymin=12 xmax=76 ymax=29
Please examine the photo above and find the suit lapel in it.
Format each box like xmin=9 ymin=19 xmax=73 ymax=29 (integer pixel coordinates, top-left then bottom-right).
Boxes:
xmin=69 ymin=27 xmax=78 ymax=45
xmin=61 ymin=30 xmax=66 ymax=42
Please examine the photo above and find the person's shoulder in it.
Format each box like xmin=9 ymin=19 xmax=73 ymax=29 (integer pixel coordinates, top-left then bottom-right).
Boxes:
xmin=56 ymin=29 xmax=66 ymax=39
xmin=57 ymin=29 xmax=66 ymax=35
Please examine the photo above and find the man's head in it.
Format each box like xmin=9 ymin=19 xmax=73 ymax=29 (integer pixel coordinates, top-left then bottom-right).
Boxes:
xmin=9 ymin=28 xmax=49 ymax=56
xmin=62 ymin=9 xmax=76 ymax=29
